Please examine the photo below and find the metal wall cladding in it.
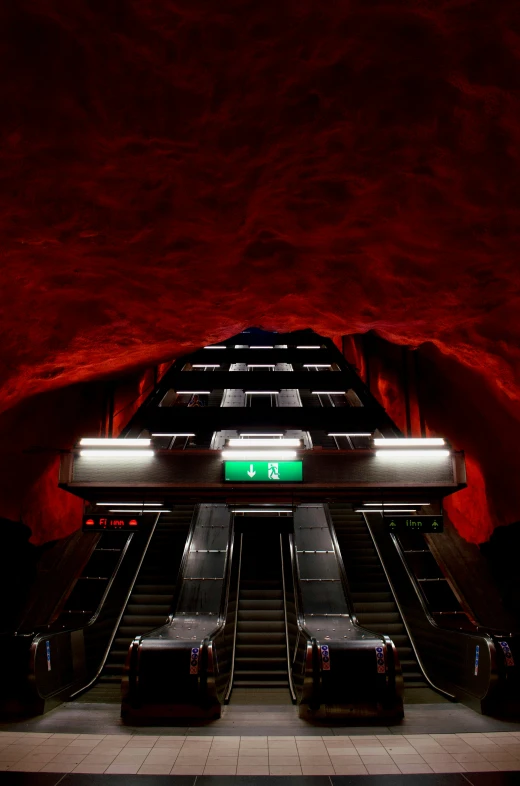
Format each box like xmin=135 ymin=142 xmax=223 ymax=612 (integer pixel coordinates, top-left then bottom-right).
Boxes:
xmin=72 ymin=452 xmax=455 ymax=487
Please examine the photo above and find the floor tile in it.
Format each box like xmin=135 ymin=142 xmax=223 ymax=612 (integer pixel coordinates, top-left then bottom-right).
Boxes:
xmin=333 ymin=763 xmax=368 ymax=774
xmin=269 ymin=764 xmax=303 ymax=774
xmin=203 ymin=764 xmax=237 ymax=774
xmin=462 ymin=762 xmax=499 ymax=771
xmin=365 ymin=763 xmax=401 ymax=774
xmin=398 ymin=763 xmax=435 ymax=773
xmin=104 ymin=763 xmax=141 ymax=773
xmin=236 ymin=765 xmax=270 ymax=774
xmin=71 ymin=763 xmax=108 ymax=773
xmin=301 ymin=765 xmax=335 ymax=774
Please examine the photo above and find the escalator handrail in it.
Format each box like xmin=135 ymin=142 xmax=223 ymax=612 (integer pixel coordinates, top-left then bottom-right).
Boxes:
xmin=362 ymin=512 xmax=456 ymax=699
xmin=389 ymin=527 xmax=498 ymax=650
xmin=68 ymin=513 xmax=164 ymax=699
xmin=223 ymin=531 xmax=242 ymax=702
xmin=279 ymin=532 xmax=297 ymax=703
xmin=167 ymin=505 xmax=201 ymax=620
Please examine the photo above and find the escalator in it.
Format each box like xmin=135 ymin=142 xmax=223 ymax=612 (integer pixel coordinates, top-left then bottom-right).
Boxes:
xmin=76 ymin=506 xmax=193 ymax=702
xmin=231 ymin=528 xmax=290 ymax=696
xmin=329 ymin=503 xmax=437 ymax=700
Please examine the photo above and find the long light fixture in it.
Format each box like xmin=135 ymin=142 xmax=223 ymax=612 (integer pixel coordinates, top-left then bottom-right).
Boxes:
xmin=356 ymin=509 xmax=417 ymax=513
xmin=204 ymin=345 xmax=226 ymax=349
xmin=80 ymin=450 xmax=154 ymax=459
xmin=221 ymin=450 xmax=297 ymax=460
xmin=192 ymin=364 xmax=220 ymax=368
xmin=176 ymin=390 xmax=211 ymax=395
xmin=227 ymin=438 xmax=300 ymax=447
xmin=238 ymin=432 xmax=283 ymax=439
xmin=373 ymin=438 xmax=445 ymax=447
xmin=296 ymin=345 xmax=321 ymax=349
xmin=303 ymin=364 xmax=331 ymax=368
xmin=363 ymin=502 xmax=429 ymax=506
xmin=109 ymin=509 xmax=171 ymax=513
xmin=328 ymin=432 xmax=372 ymax=437
xmin=245 ymin=390 xmax=280 ymax=395
xmin=96 ymin=502 xmax=163 ymax=506
xmin=250 ymin=346 xmax=273 ymax=349
xmin=375 ymin=450 xmax=449 ymax=459
xmin=233 ymin=509 xmax=293 ymax=514
xmin=79 ymin=438 xmax=151 ymax=447
xmin=247 ymin=364 xmax=275 ymax=368
xmin=311 ymin=391 xmax=346 ymax=395
xmin=151 ymin=433 xmax=195 ymax=437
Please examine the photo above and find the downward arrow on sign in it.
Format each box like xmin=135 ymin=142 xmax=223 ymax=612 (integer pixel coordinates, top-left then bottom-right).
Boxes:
xmin=247 ymin=464 xmax=256 ymax=477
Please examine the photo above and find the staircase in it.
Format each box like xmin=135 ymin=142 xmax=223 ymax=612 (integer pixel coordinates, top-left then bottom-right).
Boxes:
xmin=77 ymin=506 xmax=193 ymax=702
xmin=232 ymin=531 xmax=289 ymax=691
xmin=329 ymin=503 xmax=426 ymax=689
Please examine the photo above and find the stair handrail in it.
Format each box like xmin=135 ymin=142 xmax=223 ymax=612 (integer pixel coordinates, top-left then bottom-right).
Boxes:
xmin=223 ymin=532 xmax=243 ymax=702
xmin=280 ymin=532 xmax=297 ymax=703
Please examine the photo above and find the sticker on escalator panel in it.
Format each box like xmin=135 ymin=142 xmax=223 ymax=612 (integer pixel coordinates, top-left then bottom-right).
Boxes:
xmin=499 ymin=640 xmax=515 ymax=667
xmin=320 ymin=644 xmax=331 ymax=671
xmin=474 ymin=645 xmax=480 ymax=676
xmin=46 ymin=641 xmax=51 ymax=672
xmin=375 ymin=645 xmax=385 ymax=674
xmin=190 ymin=647 xmax=200 ymax=675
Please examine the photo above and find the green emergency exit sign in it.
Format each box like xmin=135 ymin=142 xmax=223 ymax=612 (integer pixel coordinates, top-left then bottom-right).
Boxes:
xmin=224 ymin=460 xmax=303 ymax=482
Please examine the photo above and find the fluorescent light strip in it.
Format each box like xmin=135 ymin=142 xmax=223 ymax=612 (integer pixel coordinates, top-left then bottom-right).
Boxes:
xmin=151 ymin=433 xmax=195 ymax=437
xmin=204 ymin=345 xmax=226 ymax=349
xmin=363 ymin=502 xmax=429 ymax=506
xmin=328 ymin=433 xmax=372 ymax=437
xmin=80 ymin=450 xmax=154 ymax=459
xmin=239 ymin=433 xmax=284 ymax=437
xmin=247 ymin=365 xmax=275 ymax=368
xmin=296 ymin=346 xmax=321 ymax=349
xmin=176 ymin=391 xmax=211 ymax=394
xmin=233 ymin=509 xmax=292 ymax=514
xmin=373 ymin=438 xmax=446 ymax=447
xmin=79 ymin=438 xmax=151 ymax=447
xmin=303 ymin=364 xmax=331 ymax=368
xmin=375 ymin=450 xmax=450 ymax=459
xmin=192 ymin=364 xmax=220 ymax=368
xmin=250 ymin=346 xmax=273 ymax=349
xmin=311 ymin=391 xmax=346 ymax=395
xmin=227 ymin=438 xmax=301 ymax=447
xmin=356 ymin=509 xmax=417 ymax=513
xmin=221 ymin=450 xmax=297 ymax=460
xmin=109 ymin=509 xmax=171 ymax=513
xmin=97 ymin=502 xmax=163 ymax=506
xmin=245 ymin=391 xmax=280 ymax=395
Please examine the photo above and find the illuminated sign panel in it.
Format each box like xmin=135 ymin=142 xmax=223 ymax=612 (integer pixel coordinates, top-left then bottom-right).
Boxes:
xmin=224 ymin=460 xmax=303 ymax=482
xmin=82 ymin=514 xmax=141 ymax=532
xmin=384 ymin=515 xmax=444 ymax=533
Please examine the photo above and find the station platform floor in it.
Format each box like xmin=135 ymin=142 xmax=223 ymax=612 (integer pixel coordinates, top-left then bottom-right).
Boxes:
xmin=1 ymin=694 xmax=520 ymax=784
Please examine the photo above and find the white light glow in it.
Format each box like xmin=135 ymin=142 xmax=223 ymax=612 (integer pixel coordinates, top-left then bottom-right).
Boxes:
xmin=176 ymin=391 xmax=211 ymax=395
xmin=109 ymin=509 xmax=171 ymax=513
xmin=204 ymin=345 xmax=226 ymax=349
xmin=375 ymin=450 xmax=450 ymax=459
xmin=373 ymin=438 xmax=446 ymax=447
xmin=96 ymin=502 xmax=163 ymax=506
xmin=151 ymin=433 xmax=195 ymax=437
xmin=356 ymin=509 xmax=418 ymax=514
xmin=296 ymin=346 xmax=321 ymax=349
xmin=303 ymin=364 xmax=331 ymax=368
xmin=250 ymin=346 xmax=274 ymax=349
xmin=233 ymin=509 xmax=293 ymax=513
xmin=328 ymin=433 xmax=372 ymax=437
xmin=311 ymin=391 xmax=346 ymax=395
xmin=80 ymin=450 xmax=154 ymax=459
xmin=228 ymin=438 xmax=301 ymax=447
xmin=79 ymin=438 xmax=151 ymax=447
xmin=247 ymin=365 xmax=275 ymax=368
xmin=221 ymin=450 xmax=297 ymax=460
xmin=239 ymin=433 xmax=284 ymax=437
xmin=245 ymin=391 xmax=280 ymax=395
xmin=192 ymin=364 xmax=220 ymax=368
xmin=363 ymin=502 xmax=429 ymax=506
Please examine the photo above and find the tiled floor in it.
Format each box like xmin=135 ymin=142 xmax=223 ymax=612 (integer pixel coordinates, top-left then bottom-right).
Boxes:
xmin=1 ymin=731 xmax=520 ymax=776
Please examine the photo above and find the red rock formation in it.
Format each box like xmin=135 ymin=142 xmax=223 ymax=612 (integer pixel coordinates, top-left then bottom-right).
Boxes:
xmin=0 ymin=2 xmax=518 ymax=543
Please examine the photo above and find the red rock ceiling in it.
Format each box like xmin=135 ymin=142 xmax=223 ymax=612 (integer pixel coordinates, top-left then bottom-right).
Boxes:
xmin=0 ymin=1 xmax=519 ymax=544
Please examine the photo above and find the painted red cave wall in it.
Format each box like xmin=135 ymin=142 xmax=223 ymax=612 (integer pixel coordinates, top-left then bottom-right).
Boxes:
xmin=0 ymin=3 xmax=519 ymax=544
xmin=344 ymin=332 xmax=519 ymax=544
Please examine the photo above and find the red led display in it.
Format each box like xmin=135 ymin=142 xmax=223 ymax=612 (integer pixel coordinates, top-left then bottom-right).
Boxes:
xmin=82 ymin=514 xmax=142 ymax=531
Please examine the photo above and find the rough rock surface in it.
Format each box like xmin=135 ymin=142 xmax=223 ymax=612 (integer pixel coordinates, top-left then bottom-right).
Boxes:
xmin=0 ymin=2 xmax=519 ymax=543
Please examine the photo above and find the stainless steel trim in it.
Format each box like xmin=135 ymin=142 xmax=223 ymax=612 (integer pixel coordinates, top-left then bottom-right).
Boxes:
xmin=362 ymin=512 xmax=455 ymax=699
xmin=280 ymin=533 xmax=297 ymax=703
xmin=224 ymin=533 xmax=243 ymax=702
